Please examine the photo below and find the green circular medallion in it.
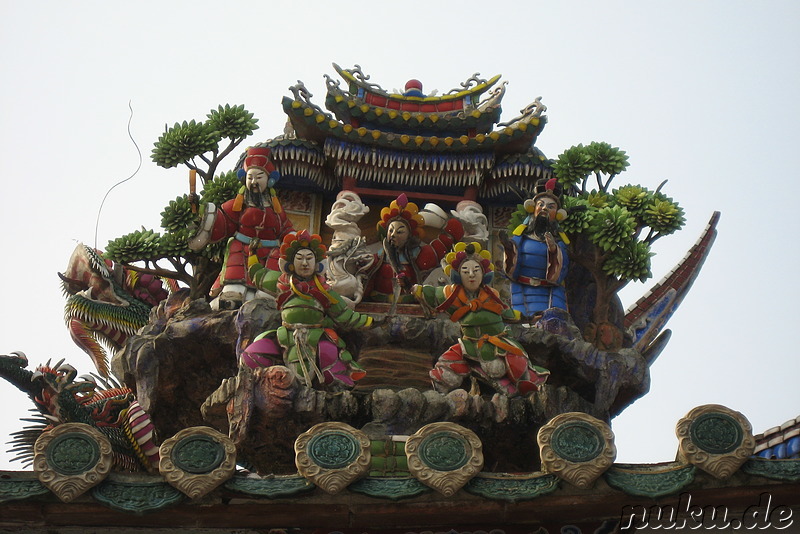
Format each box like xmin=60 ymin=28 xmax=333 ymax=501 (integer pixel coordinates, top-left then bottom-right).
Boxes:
xmin=47 ymin=432 xmax=100 ymax=475
xmin=173 ymin=435 xmax=225 ymax=474
xmin=419 ymin=432 xmax=468 ymax=471
xmin=308 ymin=431 xmax=359 ymax=469
xmin=689 ymin=413 xmax=743 ymax=454
xmin=551 ymin=422 xmax=604 ymax=462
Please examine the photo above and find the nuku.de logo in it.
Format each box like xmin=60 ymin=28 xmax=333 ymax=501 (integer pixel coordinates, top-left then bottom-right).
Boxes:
xmin=620 ymin=492 xmax=793 ymax=530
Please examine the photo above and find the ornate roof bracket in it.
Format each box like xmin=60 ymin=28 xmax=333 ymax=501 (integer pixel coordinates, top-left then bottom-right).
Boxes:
xmin=496 ymin=96 xmax=547 ymax=128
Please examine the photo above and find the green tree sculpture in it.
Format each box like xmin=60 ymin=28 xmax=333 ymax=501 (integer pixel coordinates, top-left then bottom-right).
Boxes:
xmin=151 ymin=104 xmax=258 ymax=185
xmin=105 ymin=105 xmax=258 ymax=299
xmin=513 ymin=142 xmax=685 ymax=348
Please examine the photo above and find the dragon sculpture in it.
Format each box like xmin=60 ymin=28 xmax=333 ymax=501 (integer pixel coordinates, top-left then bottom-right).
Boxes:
xmin=0 ymin=351 xmax=160 ymax=472
xmin=60 ymin=243 xmax=173 ymax=376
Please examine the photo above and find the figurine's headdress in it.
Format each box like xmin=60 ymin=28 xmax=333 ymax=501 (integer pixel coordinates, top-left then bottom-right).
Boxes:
xmin=530 ymin=177 xmax=563 ymax=208
xmin=376 ymin=194 xmax=426 ymax=240
xmin=279 ymin=230 xmax=327 ymax=275
xmin=242 ymin=147 xmax=281 ymax=187
xmin=512 ymin=178 xmax=568 ymax=238
xmin=444 ymin=242 xmax=494 ymax=286
xmin=233 ymin=146 xmax=284 ymax=212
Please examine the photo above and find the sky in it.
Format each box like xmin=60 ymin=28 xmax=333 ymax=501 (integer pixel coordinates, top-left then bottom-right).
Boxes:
xmin=0 ymin=1 xmax=798 ymax=470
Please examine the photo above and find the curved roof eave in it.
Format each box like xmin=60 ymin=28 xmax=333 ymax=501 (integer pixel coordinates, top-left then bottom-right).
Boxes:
xmin=283 ymin=96 xmax=545 ymax=154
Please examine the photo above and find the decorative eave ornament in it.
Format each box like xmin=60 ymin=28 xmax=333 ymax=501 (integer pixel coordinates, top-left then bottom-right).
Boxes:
xmin=405 ymin=422 xmax=484 ymax=496
xmin=537 ymin=412 xmax=616 ymax=489
xmin=33 ymin=422 xmax=114 ymax=502
xmin=294 ymin=422 xmax=371 ymax=494
xmin=159 ymin=426 xmax=236 ymax=499
xmin=676 ymin=404 xmax=755 ymax=479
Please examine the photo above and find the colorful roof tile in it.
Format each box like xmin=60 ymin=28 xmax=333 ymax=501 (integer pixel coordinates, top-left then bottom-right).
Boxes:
xmin=232 ymin=64 xmax=557 ymax=202
xmin=755 ymin=415 xmax=800 ymax=459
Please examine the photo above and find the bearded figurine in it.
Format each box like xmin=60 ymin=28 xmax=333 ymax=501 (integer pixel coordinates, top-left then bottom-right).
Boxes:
xmin=370 ymin=194 xmax=463 ymax=303
xmin=189 ymin=147 xmax=294 ymax=309
xmin=501 ymin=178 xmax=569 ymax=320
xmin=413 ymin=242 xmax=550 ymax=397
xmin=240 ymin=231 xmax=371 ymax=390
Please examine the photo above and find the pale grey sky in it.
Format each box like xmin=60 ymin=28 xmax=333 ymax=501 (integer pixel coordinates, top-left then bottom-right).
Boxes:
xmin=1 ymin=1 xmax=798 ymax=469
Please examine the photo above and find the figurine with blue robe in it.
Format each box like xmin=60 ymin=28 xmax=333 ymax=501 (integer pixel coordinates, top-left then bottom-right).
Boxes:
xmin=502 ymin=178 xmax=569 ymax=319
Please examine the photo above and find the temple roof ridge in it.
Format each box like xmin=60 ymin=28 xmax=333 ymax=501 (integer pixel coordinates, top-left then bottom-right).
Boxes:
xmin=330 ymin=63 xmax=502 ymax=104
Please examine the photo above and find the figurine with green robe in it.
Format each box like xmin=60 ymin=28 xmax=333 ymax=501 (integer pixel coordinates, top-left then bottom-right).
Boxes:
xmin=413 ymin=242 xmax=549 ymax=397
xmin=241 ymin=230 xmax=370 ymax=389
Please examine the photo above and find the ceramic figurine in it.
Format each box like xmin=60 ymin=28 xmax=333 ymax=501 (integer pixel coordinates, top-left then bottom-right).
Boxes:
xmin=501 ymin=178 xmax=569 ymax=319
xmin=241 ymin=231 xmax=371 ymax=389
xmin=451 ymin=200 xmax=490 ymax=249
xmin=323 ymin=191 xmax=376 ymax=306
xmin=413 ymin=242 xmax=550 ymax=397
xmin=189 ymin=147 xmax=294 ymax=309
xmin=371 ymin=194 xmax=464 ymax=303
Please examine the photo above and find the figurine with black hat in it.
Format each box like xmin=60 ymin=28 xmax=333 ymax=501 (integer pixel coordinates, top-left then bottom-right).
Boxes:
xmin=501 ymin=177 xmax=570 ymax=320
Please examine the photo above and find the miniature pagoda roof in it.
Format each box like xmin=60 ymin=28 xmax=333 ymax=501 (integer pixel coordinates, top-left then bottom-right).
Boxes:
xmin=325 ymin=64 xmax=505 ymax=136
xmin=332 ymin=63 xmax=502 ymax=106
xmin=260 ymin=64 xmax=555 ymax=203
xmin=282 ymin=64 xmax=546 ymax=155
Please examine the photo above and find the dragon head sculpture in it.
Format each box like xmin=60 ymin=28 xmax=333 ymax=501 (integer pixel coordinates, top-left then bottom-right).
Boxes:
xmin=59 ymin=244 xmax=170 ymax=376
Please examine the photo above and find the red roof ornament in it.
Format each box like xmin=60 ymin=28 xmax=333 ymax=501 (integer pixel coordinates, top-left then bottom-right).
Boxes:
xmin=403 ymin=79 xmax=424 ymax=97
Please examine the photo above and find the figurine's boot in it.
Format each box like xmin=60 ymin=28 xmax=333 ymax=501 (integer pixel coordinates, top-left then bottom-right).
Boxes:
xmin=492 ymin=376 xmax=518 ymax=396
xmin=430 ymin=344 xmax=470 ymax=393
xmin=211 ymin=283 xmax=247 ymax=311
xmin=318 ymin=340 xmax=365 ymax=388
xmin=502 ymin=353 xmax=539 ymax=396
xmin=504 ymin=353 xmax=550 ymax=395
xmin=430 ymin=366 xmax=466 ymax=394
xmin=241 ymin=337 xmax=280 ymax=369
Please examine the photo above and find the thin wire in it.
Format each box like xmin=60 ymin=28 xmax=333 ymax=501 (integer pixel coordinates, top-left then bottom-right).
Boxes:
xmin=94 ymin=100 xmax=143 ymax=250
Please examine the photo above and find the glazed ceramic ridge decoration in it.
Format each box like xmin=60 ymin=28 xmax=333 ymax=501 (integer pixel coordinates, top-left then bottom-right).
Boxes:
xmin=294 ymin=422 xmax=371 ymax=494
xmin=676 ymin=404 xmax=756 ymax=479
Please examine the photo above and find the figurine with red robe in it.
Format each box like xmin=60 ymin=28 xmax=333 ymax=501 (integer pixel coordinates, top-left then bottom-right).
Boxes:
xmin=189 ymin=147 xmax=294 ymax=308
